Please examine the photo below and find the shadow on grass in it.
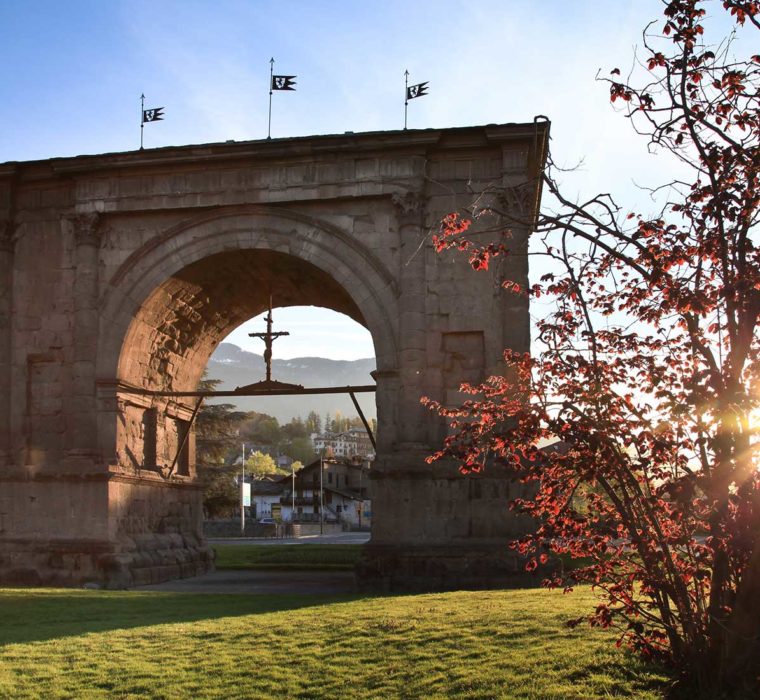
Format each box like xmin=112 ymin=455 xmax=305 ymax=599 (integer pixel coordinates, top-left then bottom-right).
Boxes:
xmin=0 ymin=589 xmax=365 ymax=647
xmin=0 ymin=575 xmax=552 ymax=648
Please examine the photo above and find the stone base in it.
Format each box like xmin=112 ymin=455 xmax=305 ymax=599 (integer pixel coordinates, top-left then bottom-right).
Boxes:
xmin=355 ymin=543 xmax=536 ymax=592
xmin=100 ymin=533 xmax=215 ymax=588
xmin=0 ymin=469 xmax=214 ymax=588
xmin=0 ymin=534 xmax=214 ymax=588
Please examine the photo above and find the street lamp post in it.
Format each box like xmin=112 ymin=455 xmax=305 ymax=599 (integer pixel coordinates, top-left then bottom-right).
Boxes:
xmin=359 ymin=460 xmax=364 ymax=529
xmin=240 ymin=443 xmax=246 ymax=536
xmin=319 ymin=451 xmax=324 ymax=535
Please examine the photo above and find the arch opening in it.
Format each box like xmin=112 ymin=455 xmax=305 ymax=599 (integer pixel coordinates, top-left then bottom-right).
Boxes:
xmin=118 ymin=249 xmax=369 ymax=394
xmin=210 ymin=305 xmax=376 ymax=422
xmin=202 ymin=306 xmax=378 ymax=526
xmin=112 ymin=249 xmax=383 ymax=478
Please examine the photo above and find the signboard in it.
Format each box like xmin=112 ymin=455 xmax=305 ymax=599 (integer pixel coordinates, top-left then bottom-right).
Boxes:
xmin=242 ymin=482 xmax=251 ymax=508
xmin=272 ymin=504 xmax=282 ymax=521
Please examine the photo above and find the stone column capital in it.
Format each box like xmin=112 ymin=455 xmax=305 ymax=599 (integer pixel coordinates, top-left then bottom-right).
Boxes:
xmin=67 ymin=212 xmax=102 ymax=248
xmin=496 ymin=182 xmax=535 ymax=220
xmin=0 ymin=218 xmax=16 ymax=253
xmin=391 ymin=190 xmax=426 ymax=224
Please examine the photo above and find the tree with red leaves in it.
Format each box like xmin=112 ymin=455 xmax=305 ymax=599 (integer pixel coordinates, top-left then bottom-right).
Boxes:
xmin=426 ymin=1 xmax=760 ymax=693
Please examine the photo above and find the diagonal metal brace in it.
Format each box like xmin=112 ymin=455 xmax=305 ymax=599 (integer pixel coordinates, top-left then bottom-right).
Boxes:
xmin=167 ymin=396 xmax=204 ymax=478
xmin=350 ymin=391 xmax=376 ymax=451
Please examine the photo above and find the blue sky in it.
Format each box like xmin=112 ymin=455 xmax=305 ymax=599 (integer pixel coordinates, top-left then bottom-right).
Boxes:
xmin=0 ymin=0 xmax=742 ymax=360
xmin=1 ymin=0 xmax=659 ymax=161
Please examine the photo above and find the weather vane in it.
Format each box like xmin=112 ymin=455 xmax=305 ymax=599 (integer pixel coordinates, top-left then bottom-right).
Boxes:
xmin=248 ymin=294 xmax=289 ymax=383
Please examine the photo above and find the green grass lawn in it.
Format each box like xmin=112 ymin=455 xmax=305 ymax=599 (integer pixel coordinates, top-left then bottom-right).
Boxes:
xmin=0 ymin=586 xmax=669 ymax=699
xmin=213 ymin=543 xmax=362 ymax=570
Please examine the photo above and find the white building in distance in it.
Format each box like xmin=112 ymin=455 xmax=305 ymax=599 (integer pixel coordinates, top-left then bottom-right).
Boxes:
xmin=312 ymin=429 xmax=375 ymax=459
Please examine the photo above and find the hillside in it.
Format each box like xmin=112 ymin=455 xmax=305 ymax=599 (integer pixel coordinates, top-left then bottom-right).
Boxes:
xmin=206 ymin=343 xmax=377 ymax=423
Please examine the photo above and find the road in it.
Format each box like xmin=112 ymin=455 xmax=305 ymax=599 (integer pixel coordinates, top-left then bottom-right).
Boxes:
xmin=207 ymin=532 xmax=370 ymax=546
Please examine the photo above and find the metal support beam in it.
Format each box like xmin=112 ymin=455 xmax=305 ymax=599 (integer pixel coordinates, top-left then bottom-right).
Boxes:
xmin=350 ymin=391 xmax=376 ymax=451
xmin=168 ymin=396 xmax=204 ymax=477
xmin=117 ymin=383 xmax=376 ymax=398
xmin=113 ymin=381 xmax=379 ymax=471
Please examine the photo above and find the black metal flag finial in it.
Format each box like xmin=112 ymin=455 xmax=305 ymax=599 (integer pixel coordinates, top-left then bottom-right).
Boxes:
xmin=406 ymin=82 xmax=429 ymax=100
xmin=271 ymin=75 xmax=297 ymax=90
xmin=404 ymin=71 xmax=428 ymax=130
xmin=268 ymin=58 xmax=296 ymax=139
xmin=140 ymin=93 xmax=165 ymax=150
xmin=142 ymin=107 xmax=165 ymax=122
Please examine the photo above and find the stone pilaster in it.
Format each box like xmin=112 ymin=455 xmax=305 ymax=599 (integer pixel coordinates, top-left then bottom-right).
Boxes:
xmin=0 ymin=218 xmax=14 ymax=468
xmin=65 ymin=212 xmax=102 ymax=467
xmin=391 ymin=190 xmax=429 ymax=447
xmin=496 ymin=184 xmax=532 ymax=357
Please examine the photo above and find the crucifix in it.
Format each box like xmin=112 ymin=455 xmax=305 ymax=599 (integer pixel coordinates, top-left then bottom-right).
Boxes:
xmin=248 ymin=295 xmax=289 ymax=383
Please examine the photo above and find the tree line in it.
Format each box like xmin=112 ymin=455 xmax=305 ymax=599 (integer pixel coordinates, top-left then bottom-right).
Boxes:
xmin=194 ymin=376 xmax=374 ymax=517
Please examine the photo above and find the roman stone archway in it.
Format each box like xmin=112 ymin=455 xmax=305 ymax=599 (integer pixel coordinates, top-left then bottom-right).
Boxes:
xmin=0 ymin=123 xmax=549 ymax=588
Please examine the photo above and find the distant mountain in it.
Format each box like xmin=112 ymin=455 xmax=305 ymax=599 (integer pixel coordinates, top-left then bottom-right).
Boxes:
xmin=206 ymin=343 xmax=377 ymax=423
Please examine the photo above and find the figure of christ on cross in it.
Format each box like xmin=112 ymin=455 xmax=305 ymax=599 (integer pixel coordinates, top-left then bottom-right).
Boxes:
xmin=248 ymin=296 xmax=289 ymax=383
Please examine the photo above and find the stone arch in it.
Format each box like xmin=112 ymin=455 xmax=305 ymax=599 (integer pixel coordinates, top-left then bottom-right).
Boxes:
xmin=99 ymin=206 xmax=398 ymax=381
xmin=97 ymin=206 xmax=399 ymax=469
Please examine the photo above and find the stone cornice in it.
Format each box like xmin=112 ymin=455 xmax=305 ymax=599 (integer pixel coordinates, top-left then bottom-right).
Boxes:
xmin=0 ymin=122 xmax=549 ymax=179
